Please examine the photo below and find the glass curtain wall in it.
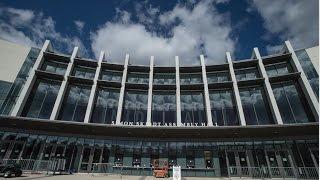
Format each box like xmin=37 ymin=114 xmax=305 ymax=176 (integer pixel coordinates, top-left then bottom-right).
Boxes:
xmin=91 ymin=88 xmax=120 ymax=124
xmin=58 ymin=84 xmax=91 ymax=122
xmin=239 ymin=87 xmax=274 ymax=125
xmin=180 ymin=73 xmax=202 ymax=85
xmin=180 ymin=91 xmax=206 ymax=125
xmin=265 ymin=62 xmax=293 ymax=77
xmin=21 ymin=79 xmax=61 ymax=119
xmin=41 ymin=60 xmax=68 ymax=75
xmin=209 ymin=89 xmax=239 ymax=126
xmin=152 ymin=91 xmax=176 ymax=125
xmin=295 ymin=50 xmax=319 ymax=98
xmin=72 ymin=66 xmax=96 ymax=79
xmin=206 ymin=71 xmax=230 ymax=83
xmin=100 ymin=70 xmax=122 ymax=83
xmin=272 ymin=81 xmax=315 ymax=124
xmin=127 ymin=72 xmax=149 ymax=84
xmin=153 ymin=73 xmax=175 ymax=85
xmin=121 ymin=90 xmax=148 ymax=125
xmin=235 ymin=67 xmax=260 ymax=81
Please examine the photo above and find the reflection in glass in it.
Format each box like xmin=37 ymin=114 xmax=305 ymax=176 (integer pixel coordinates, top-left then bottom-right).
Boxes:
xmin=21 ymin=79 xmax=61 ymax=119
xmin=295 ymin=50 xmax=319 ymax=98
xmin=91 ymin=88 xmax=120 ymax=124
xmin=100 ymin=70 xmax=122 ymax=83
xmin=235 ymin=67 xmax=259 ymax=81
xmin=121 ymin=90 xmax=148 ymax=124
xmin=181 ymin=91 xmax=206 ymax=126
xmin=207 ymin=71 xmax=230 ymax=83
xmin=72 ymin=66 xmax=96 ymax=79
xmin=152 ymin=91 xmax=176 ymax=125
xmin=265 ymin=62 xmax=293 ymax=77
xmin=209 ymin=89 xmax=239 ymax=126
xmin=127 ymin=72 xmax=149 ymax=84
xmin=180 ymin=73 xmax=202 ymax=85
xmin=58 ymin=84 xmax=91 ymax=122
xmin=41 ymin=60 xmax=68 ymax=75
xmin=272 ymin=81 xmax=315 ymax=124
xmin=153 ymin=73 xmax=175 ymax=85
xmin=240 ymin=87 xmax=274 ymax=125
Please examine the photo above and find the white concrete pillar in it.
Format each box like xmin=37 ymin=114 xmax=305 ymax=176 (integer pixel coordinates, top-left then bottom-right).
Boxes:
xmin=175 ymin=56 xmax=182 ymax=126
xmin=200 ymin=55 xmax=213 ymax=126
xmin=49 ymin=47 xmax=79 ymax=120
xmin=284 ymin=41 xmax=319 ymax=119
xmin=226 ymin=52 xmax=246 ymax=126
xmin=254 ymin=48 xmax=284 ymax=124
xmin=115 ymin=54 xmax=129 ymax=125
xmin=84 ymin=51 xmax=105 ymax=123
xmin=11 ymin=40 xmax=52 ymax=116
xmin=146 ymin=56 xmax=154 ymax=126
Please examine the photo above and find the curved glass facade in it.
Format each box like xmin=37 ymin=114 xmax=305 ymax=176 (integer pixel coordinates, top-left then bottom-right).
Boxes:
xmin=0 ymin=41 xmax=318 ymax=178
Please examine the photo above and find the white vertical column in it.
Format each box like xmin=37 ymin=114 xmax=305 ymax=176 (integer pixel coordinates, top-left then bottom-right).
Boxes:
xmin=146 ymin=56 xmax=154 ymax=126
xmin=11 ymin=40 xmax=52 ymax=116
xmin=200 ymin=55 xmax=213 ymax=126
xmin=175 ymin=56 xmax=182 ymax=126
xmin=115 ymin=54 xmax=130 ymax=125
xmin=84 ymin=51 xmax=105 ymax=123
xmin=254 ymin=48 xmax=284 ymax=124
xmin=226 ymin=52 xmax=246 ymax=126
xmin=50 ymin=47 xmax=79 ymax=120
xmin=285 ymin=41 xmax=319 ymax=119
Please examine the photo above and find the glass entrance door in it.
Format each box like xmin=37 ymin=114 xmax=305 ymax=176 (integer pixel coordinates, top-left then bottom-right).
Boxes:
xmin=9 ymin=142 xmax=25 ymax=159
xmin=0 ymin=142 xmax=11 ymax=160
xmin=79 ymin=147 xmax=103 ymax=172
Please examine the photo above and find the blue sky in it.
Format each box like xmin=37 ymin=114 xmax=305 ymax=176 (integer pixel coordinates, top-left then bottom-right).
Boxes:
xmin=0 ymin=0 xmax=318 ymax=65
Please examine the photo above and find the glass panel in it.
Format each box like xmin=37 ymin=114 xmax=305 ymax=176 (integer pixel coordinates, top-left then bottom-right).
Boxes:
xmin=127 ymin=72 xmax=149 ymax=84
xmin=72 ymin=66 xmax=95 ymax=79
xmin=121 ymin=90 xmax=148 ymax=125
xmin=207 ymin=71 xmax=230 ymax=83
xmin=295 ymin=49 xmax=319 ymax=98
xmin=235 ymin=67 xmax=259 ymax=81
xmin=153 ymin=73 xmax=175 ymax=85
xmin=91 ymin=88 xmax=119 ymax=124
xmin=272 ymin=82 xmax=315 ymax=123
xmin=240 ymin=87 xmax=274 ymax=125
xmin=265 ymin=62 xmax=293 ymax=77
xmin=152 ymin=91 xmax=176 ymax=126
xmin=209 ymin=89 xmax=239 ymax=126
xmin=180 ymin=73 xmax=202 ymax=85
xmin=181 ymin=91 xmax=206 ymax=126
xmin=100 ymin=70 xmax=122 ymax=82
xmin=41 ymin=60 xmax=68 ymax=75
xmin=59 ymin=84 xmax=91 ymax=122
xmin=21 ymin=80 xmax=61 ymax=119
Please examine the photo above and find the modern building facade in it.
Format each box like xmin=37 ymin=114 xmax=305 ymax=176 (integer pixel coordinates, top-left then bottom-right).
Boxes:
xmin=0 ymin=39 xmax=318 ymax=178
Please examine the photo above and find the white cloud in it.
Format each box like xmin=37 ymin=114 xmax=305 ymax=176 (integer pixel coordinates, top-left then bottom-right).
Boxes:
xmin=74 ymin=20 xmax=85 ymax=32
xmin=0 ymin=7 xmax=87 ymax=56
xmin=91 ymin=0 xmax=235 ymax=65
xmin=250 ymin=0 xmax=319 ymax=49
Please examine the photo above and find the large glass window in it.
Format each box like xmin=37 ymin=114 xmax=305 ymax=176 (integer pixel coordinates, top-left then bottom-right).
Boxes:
xmin=207 ymin=71 xmax=230 ymax=83
xmin=21 ymin=79 xmax=61 ymax=119
xmin=152 ymin=91 xmax=176 ymax=125
xmin=41 ymin=60 xmax=68 ymax=75
xmin=121 ymin=90 xmax=148 ymax=125
xmin=100 ymin=70 xmax=122 ymax=83
xmin=265 ymin=62 xmax=293 ymax=77
xmin=295 ymin=50 xmax=319 ymax=98
xmin=272 ymin=81 xmax=315 ymax=124
xmin=153 ymin=73 xmax=175 ymax=85
xmin=181 ymin=91 xmax=206 ymax=126
xmin=209 ymin=89 xmax=239 ymax=126
xmin=0 ymin=48 xmax=40 ymax=115
xmin=180 ymin=73 xmax=202 ymax=85
xmin=72 ymin=65 xmax=96 ymax=79
xmin=239 ymin=87 xmax=274 ymax=125
xmin=58 ymin=84 xmax=91 ymax=122
xmin=127 ymin=72 xmax=149 ymax=84
xmin=91 ymin=88 xmax=120 ymax=124
xmin=235 ymin=67 xmax=260 ymax=81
